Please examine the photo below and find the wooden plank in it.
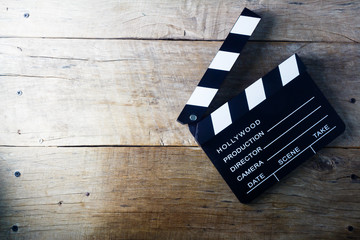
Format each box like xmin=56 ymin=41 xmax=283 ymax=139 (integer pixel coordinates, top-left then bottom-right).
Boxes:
xmin=0 ymin=39 xmax=358 ymax=147
xmin=0 ymin=0 xmax=359 ymax=42
xmin=0 ymin=147 xmax=358 ymax=239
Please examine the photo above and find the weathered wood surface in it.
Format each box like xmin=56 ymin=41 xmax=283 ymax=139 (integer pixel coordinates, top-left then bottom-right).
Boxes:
xmin=0 ymin=147 xmax=359 ymax=239
xmin=0 ymin=40 xmax=358 ymax=147
xmin=0 ymin=0 xmax=359 ymax=42
xmin=0 ymin=0 xmax=359 ymax=239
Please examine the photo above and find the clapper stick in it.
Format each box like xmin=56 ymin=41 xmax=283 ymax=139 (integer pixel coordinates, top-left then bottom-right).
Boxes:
xmin=177 ymin=8 xmax=261 ymax=125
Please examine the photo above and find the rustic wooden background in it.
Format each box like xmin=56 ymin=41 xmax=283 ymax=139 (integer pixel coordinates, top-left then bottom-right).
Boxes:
xmin=0 ymin=0 xmax=359 ymax=239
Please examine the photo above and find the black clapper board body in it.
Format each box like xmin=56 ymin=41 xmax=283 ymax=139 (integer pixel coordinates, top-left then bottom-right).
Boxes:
xmin=177 ymin=8 xmax=345 ymax=203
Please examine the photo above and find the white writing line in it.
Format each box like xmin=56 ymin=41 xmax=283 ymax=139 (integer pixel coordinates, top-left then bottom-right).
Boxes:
xmin=274 ymin=174 xmax=280 ymax=181
xmin=310 ymin=146 xmax=316 ymax=154
xmin=267 ymin=115 xmax=328 ymax=161
xmin=247 ymin=125 xmax=336 ymax=194
xmin=264 ymin=106 xmax=321 ymax=149
xmin=267 ymin=96 xmax=315 ymax=132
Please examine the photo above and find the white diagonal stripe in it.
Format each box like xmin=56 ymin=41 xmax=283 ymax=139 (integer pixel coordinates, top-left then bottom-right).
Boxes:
xmin=230 ymin=15 xmax=261 ymax=36
xmin=279 ymin=54 xmax=299 ymax=86
xmin=186 ymin=86 xmax=218 ymax=107
xmin=211 ymin=102 xmax=232 ymax=135
xmin=245 ymin=78 xmax=266 ymax=110
xmin=208 ymin=51 xmax=239 ymax=71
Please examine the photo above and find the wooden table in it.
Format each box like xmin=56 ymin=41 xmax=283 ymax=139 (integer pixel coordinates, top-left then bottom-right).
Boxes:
xmin=0 ymin=1 xmax=359 ymax=239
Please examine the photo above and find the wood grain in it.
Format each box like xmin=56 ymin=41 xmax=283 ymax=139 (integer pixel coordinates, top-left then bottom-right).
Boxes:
xmin=0 ymin=147 xmax=358 ymax=239
xmin=0 ymin=0 xmax=358 ymax=42
xmin=0 ymin=39 xmax=358 ymax=147
xmin=0 ymin=1 xmax=359 ymax=239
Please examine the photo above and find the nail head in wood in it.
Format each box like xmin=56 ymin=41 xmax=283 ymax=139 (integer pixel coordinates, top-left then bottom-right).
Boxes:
xmin=11 ymin=225 xmax=18 ymax=232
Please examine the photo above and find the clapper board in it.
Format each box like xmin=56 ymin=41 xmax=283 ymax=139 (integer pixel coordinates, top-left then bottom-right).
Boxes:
xmin=177 ymin=8 xmax=345 ymax=203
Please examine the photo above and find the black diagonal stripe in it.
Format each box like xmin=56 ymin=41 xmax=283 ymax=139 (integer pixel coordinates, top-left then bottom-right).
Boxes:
xmin=295 ymin=54 xmax=307 ymax=73
xmin=241 ymin=8 xmax=261 ymax=18
xmin=196 ymin=115 xmax=215 ymax=144
xmin=228 ymin=91 xmax=249 ymax=122
xmin=198 ymin=69 xmax=229 ymax=88
xmin=220 ymin=34 xmax=249 ymax=53
xmin=262 ymin=67 xmax=283 ymax=98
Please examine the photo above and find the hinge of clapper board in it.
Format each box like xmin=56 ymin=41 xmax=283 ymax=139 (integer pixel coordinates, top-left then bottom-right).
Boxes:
xmin=177 ymin=8 xmax=307 ymax=144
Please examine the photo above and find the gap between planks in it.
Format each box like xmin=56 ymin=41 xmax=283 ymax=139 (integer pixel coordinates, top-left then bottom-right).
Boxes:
xmin=0 ymin=36 xmax=358 ymax=44
xmin=0 ymin=145 xmax=359 ymax=149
